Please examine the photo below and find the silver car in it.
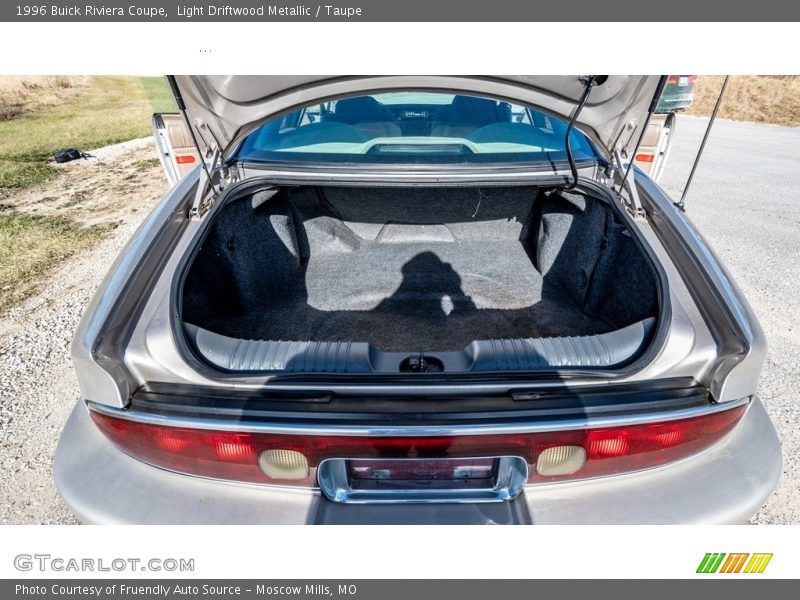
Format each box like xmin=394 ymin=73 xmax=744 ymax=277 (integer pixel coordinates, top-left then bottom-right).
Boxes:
xmin=55 ymin=76 xmax=781 ymax=524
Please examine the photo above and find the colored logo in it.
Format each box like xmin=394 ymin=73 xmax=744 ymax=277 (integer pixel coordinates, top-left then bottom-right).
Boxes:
xmin=696 ymin=553 xmax=773 ymax=574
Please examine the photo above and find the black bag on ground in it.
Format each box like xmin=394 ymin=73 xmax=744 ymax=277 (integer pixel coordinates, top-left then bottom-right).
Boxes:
xmin=53 ymin=148 xmax=91 ymax=163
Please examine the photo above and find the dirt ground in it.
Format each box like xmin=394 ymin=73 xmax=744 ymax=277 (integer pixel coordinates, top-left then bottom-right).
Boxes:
xmin=687 ymin=75 xmax=800 ymax=127
xmin=0 ymin=139 xmax=168 ymax=523
xmin=2 ymin=138 xmax=167 ymax=228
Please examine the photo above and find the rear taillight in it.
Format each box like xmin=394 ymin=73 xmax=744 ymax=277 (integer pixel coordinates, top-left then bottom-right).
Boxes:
xmin=635 ymin=153 xmax=655 ymax=163
xmin=90 ymin=404 xmax=747 ymax=488
xmin=175 ymin=154 xmax=196 ymax=164
xmin=667 ymin=75 xmax=697 ymax=85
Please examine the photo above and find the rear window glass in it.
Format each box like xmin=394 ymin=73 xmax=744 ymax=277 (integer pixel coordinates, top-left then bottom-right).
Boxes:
xmin=235 ymin=91 xmax=598 ymax=166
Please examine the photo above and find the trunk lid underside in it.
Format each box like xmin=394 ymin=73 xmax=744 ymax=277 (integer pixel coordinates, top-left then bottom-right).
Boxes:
xmin=170 ymin=75 xmax=661 ymax=159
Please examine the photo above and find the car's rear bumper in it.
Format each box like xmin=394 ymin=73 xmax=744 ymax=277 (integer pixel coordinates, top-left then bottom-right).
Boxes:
xmin=54 ymin=397 xmax=781 ymax=524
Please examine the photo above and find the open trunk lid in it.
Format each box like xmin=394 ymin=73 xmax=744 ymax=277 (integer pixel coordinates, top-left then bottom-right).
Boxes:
xmin=168 ymin=75 xmax=662 ymax=161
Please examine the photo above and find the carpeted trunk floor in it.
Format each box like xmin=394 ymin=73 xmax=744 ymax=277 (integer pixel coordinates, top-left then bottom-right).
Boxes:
xmin=199 ymin=238 xmax=611 ymax=352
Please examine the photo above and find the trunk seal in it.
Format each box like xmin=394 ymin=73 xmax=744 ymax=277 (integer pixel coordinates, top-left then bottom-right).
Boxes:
xmin=130 ymin=377 xmax=709 ymax=425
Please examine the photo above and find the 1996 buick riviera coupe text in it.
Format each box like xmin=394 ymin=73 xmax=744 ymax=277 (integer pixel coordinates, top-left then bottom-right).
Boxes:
xmin=54 ymin=76 xmax=781 ymax=524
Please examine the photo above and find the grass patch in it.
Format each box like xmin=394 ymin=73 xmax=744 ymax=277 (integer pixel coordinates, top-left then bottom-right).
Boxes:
xmin=687 ymin=76 xmax=800 ymax=127
xmin=140 ymin=76 xmax=176 ymax=113
xmin=0 ymin=209 xmax=114 ymax=310
xmin=0 ymin=160 xmax=57 ymax=191
xmin=0 ymin=75 xmax=173 ymax=313
xmin=131 ymin=157 xmax=161 ymax=169
xmin=0 ymin=76 xmax=90 ymax=120
xmin=0 ymin=75 xmax=173 ymax=190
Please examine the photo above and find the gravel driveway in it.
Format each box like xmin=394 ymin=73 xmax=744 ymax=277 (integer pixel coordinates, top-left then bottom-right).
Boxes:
xmin=0 ymin=117 xmax=797 ymax=524
xmin=659 ymin=116 xmax=800 ymax=524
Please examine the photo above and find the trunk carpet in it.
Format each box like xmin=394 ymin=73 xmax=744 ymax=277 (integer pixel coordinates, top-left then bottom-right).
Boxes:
xmin=199 ymin=237 xmax=611 ymax=352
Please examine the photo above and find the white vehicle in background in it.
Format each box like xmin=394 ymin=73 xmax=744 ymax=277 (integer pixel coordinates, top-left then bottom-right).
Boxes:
xmin=152 ymin=113 xmax=201 ymax=183
xmin=634 ymin=76 xmax=697 ymax=181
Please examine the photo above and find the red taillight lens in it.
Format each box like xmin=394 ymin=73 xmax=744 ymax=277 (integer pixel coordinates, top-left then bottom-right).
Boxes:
xmin=667 ymin=75 xmax=697 ymax=86
xmin=90 ymin=404 xmax=746 ymax=487
xmin=635 ymin=153 xmax=655 ymax=163
xmin=175 ymin=155 xmax=196 ymax=164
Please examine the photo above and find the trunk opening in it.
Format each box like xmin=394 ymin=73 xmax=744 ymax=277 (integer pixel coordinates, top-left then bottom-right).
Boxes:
xmin=179 ymin=184 xmax=660 ymax=374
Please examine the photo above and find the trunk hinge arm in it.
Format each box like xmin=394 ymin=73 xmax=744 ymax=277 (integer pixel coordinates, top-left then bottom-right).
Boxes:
xmin=613 ymin=150 xmax=645 ymax=219
xmin=608 ymin=75 xmax=670 ymax=219
xmin=189 ymin=147 xmax=222 ymax=218
xmin=166 ymin=75 xmax=227 ymax=218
